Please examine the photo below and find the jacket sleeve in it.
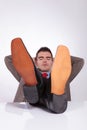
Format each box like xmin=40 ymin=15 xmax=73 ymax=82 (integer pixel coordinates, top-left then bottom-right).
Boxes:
xmin=4 ymin=55 xmax=21 ymax=82
xmin=69 ymin=56 xmax=84 ymax=82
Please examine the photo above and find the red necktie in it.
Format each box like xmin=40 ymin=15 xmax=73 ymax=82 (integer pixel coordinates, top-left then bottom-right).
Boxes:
xmin=42 ymin=72 xmax=48 ymax=78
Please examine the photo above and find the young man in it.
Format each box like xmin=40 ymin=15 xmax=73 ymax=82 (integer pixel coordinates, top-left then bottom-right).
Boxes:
xmin=5 ymin=38 xmax=84 ymax=113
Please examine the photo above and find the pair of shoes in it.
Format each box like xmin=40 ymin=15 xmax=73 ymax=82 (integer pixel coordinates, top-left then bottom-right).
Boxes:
xmin=11 ymin=38 xmax=71 ymax=101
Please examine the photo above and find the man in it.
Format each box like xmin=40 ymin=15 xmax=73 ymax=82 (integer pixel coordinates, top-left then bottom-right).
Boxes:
xmin=5 ymin=38 xmax=84 ymax=113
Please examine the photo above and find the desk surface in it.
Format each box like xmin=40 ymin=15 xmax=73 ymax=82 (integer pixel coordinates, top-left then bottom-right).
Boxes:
xmin=0 ymin=101 xmax=87 ymax=130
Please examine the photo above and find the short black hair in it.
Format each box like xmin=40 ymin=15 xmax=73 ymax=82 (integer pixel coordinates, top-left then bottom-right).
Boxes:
xmin=35 ymin=47 xmax=53 ymax=59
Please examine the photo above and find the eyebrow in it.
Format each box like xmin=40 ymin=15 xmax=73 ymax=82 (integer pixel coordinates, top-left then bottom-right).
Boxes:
xmin=38 ymin=56 xmax=52 ymax=58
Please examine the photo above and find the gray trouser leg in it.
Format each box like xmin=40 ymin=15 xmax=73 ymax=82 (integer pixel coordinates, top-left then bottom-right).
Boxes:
xmin=47 ymin=94 xmax=67 ymax=113
xmin=40 ymin=93 xmax=67 ymax=113
xmin=14 ymin=79 xmax=26 ymax=102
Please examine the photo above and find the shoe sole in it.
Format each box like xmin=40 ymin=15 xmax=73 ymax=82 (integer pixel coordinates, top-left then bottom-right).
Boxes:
xmin=11 ymin=38 xmax=38 ymax=86
xmin=51 ymin=45 xmax=71 ymax=95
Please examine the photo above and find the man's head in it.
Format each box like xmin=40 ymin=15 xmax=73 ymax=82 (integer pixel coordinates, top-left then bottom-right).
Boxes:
xmin=35 ymin=47 xmax=53 ymax=72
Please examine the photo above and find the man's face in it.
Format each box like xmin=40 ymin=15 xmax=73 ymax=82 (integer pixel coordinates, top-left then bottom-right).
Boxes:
xmin=35 ymin=51 xmax=53 ymax=72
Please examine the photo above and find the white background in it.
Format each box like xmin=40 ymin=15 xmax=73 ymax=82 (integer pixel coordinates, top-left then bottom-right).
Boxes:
xmin=0 ymin=0 xmax=87 ymax=102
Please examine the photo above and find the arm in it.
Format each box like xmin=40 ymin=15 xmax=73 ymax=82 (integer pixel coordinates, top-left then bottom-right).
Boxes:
xmin=4 ymin=55 xmax=21 ymax=82
xmin=69 ymin=56 xmax=84 ymax=82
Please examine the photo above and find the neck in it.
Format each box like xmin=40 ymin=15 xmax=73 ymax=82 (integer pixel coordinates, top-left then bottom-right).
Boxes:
xmin=38 ymin=68 xmax=50 ymax=73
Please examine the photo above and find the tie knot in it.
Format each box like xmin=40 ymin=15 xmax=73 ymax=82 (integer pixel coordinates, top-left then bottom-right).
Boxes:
xmin=42 ymin=72 xmax=48 ymax=78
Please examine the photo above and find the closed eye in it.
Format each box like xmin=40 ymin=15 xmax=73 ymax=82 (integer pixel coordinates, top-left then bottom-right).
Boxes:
xmin=37 ymin=56 xmax=52 ymax=60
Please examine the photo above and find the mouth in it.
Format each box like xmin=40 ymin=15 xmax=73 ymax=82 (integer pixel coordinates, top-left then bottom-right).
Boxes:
xmin=43 ymin=64 xmax=48 ymax=66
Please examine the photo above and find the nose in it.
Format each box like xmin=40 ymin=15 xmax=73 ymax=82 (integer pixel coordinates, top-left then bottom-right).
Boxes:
xmin=43 ymin=58 xmax=47 ymax=62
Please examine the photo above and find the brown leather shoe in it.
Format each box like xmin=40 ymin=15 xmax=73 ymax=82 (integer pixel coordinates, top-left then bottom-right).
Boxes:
xmin=51 ymin=45 xmax=71 ymax=95
xmin=11 ymin=38 xmax=38 ymax=86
